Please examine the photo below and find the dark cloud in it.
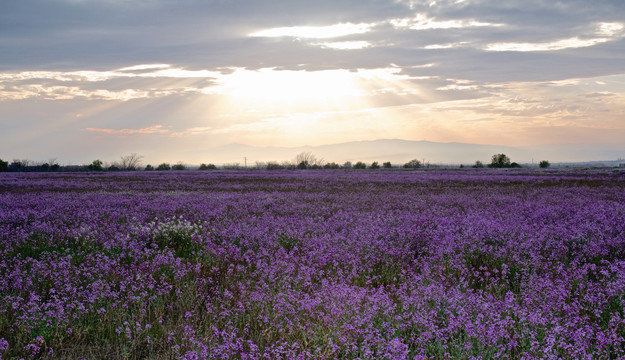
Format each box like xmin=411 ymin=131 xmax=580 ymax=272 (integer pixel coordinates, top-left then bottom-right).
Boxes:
xmin=2 ymin=0 xmax=624 ymax=81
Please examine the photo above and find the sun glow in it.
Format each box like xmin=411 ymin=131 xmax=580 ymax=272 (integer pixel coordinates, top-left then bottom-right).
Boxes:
xmin=190 ymin=67 xmax=424 ymax=144
xmin=204 ymin=68 xmax=364 ymax=109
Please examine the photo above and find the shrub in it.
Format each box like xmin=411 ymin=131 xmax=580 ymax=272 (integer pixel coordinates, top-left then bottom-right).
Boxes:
xmin=119 ymin=153 xmax=143 ymax=171
xmin=539 ymin=160 xmax=550 ymax=168
xmin=403 ymin=159 xmax=422 ymax=169
xmin=294 ymin=152 xmax=323 ymax=168
xmin=370 ymin=161 xmax=380 ymax=169
xmin=382 ymin=161 xmax=392 ymax=169
xmin=87 ymin=160 xmax=103 ymax=171
xmin=473 ymin=160 xmax=484 ymax=168
xmin=199 ymin=163 xmax=217 ymax=170
xmin=488 ymin=154 xmax=511 ymax=168
xmin=156 ymin=163 xmax=171 ymax=171
xmin=0 ymin=159 xmax=9 ymax=172
xmin=145 ymin=164 xmax=154 ymax=171
xmin=172 ymin=163 xmax=186 ymax=170
xmin=353 ymin=161 xmax=367 ymax=169
xmin=8 ymin=160 xmax=25 ymax=172
xmin=265 ymin=162 xmax=283 ymax=170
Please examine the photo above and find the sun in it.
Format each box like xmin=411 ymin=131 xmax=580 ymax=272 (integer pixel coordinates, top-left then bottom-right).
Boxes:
xmin=212 ymin=68 xmax=361 ymax=109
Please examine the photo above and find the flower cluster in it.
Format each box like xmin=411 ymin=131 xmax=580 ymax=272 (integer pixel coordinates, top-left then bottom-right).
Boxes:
xmin=0 ymin=169 xmax=624 ymax=359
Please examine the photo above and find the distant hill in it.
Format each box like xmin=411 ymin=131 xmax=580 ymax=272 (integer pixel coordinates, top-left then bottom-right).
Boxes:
xmin=196 ymin=139 xmax=625 ymax=165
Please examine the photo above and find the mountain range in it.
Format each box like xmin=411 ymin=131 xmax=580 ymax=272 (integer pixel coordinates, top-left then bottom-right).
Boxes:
xmin=192 ymin=139 xmax=625 ymax=166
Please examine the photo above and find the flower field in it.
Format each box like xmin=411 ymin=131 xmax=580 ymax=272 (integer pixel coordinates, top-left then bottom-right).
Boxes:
xmin=1 ymin=170 xmax=624 ymax=359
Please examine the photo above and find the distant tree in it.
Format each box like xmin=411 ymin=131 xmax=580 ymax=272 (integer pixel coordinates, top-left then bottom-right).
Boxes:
xmin=382 ymin=161 xmax=392 ymax=169
xmin=87 ymin=160 xmax=103 ymax=171
xmin=156 ymin=163 xmax=171 ymax=171
xmin=294 ymin=152 xmax=323 ymax=168
xmin=370 ymin=161 xmax=380 ymax=169
xmin=539 ymin=160 xmax=550 ymax=168
xmin=353 ymin=161 xmax=367 ymax=169
xmin=222 ymin=163 xmax=240 ymax=170
xmin=473 ymin=160 xmax=485 ymax=168
xmin=8 ymin=160 xmax=25 ymax=172
xmin=107 ymin=164 xmax=121 ymax=171
xmin=403 ymin=159 xmax=422 ymax=169
xmin=119 ymin=153 xmax=143 ymax=171
xmin=48 ymin=158 xmax=59 ymax=171
xmin=144 ymin=164 xmax=154 ymax=171
xmin=48 ymin=159 xmax=60 ymax=171
xmin=488 ymin=154 xmax=511 ymax=168
xmin=324 ymin=162 xmax=340 ymax=169
xmin=0 ymin=159 xmax=8 ymax=172
xmin=343 ymin=161 xmax=352 ymax=169
xmin=266 ymin=162 xmax=284 ymax=170
xmin=199 ymin=163 xmax=217 ymax=170
xmin=510 ymin=162 xmax=522 ymax=168
xmin=172 ymin=163 xmax=186 ymax=170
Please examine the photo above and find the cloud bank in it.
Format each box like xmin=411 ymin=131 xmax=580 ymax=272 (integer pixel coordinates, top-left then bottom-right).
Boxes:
xmin=1 ymin=0 xmax=624 ymax=163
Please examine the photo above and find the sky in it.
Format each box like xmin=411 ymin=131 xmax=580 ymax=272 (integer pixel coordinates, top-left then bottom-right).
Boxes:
xmin=1 ymin=0 xmax=625 ymax=165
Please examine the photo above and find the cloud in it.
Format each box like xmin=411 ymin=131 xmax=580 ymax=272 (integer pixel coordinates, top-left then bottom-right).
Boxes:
xmin=485 ymin=37 xmax=610 ymax=52
xmin=249 ymin=23 xmax=373 ymax=39
xmin=485 ymin=22 xmax=624 ymax=52
xmin=390 ymin=13 xmax=502 ymax=30
xmin=423 ymin=42 xmax=469 ymax=49
xmin=85 ymin=125 xmax=169 ymax=136
xmin=313 ymin=41 xmax=372 ymax=50
xmin=0 ymin=64 xmax=220 ymax=101
xmin=117 ymin=64 xmax=171 ymax=72
xmin=2 ymin=0 xmax=625 ymax=163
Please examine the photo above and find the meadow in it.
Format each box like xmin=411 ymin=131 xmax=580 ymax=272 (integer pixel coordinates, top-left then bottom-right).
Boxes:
xmin=1 ymin=169 xmax=624 ymax=359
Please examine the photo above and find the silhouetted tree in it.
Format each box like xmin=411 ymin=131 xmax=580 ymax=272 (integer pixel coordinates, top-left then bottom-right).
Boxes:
xmin=119 ymin=153 xmax=143 ymax=170
xmin=382 ymin=161 xmax=392 ymax=169
xmin=0 ymin=159 xmax=7 ymax=172
xmin=145 ymin=164 xmax=154 ymax=171
xmin=473 ymin=160 xmax=485 ymax=168
xmin=199 ymin=163 xmax=217 ymax=170
xmin=294 ymin=152 xmax=323 ymax=168
xmin=172 ymin=163 xmax=186 ymax=170
xmin=539 ymin=160 xmax=550 ymax=168
xmin=488 ymin=154 xmax=511 ymax=168
xmin=87 ymin=160 xmax=103 ymax=171
xmin=353 ymin=161 xmax=367 ymax=169
xmin=403 ymin=159 xmax=422 ymax=169
xmin=370 ymin=161 xmax=380 ymax=169
xmin=156 ymin=163 xmax=171 ymax=171
xmin=266 ymin=162 xmax=284 ymax=170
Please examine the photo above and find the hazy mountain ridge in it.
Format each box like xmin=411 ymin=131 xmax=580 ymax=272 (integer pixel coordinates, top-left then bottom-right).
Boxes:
xmin=204 ymin=139 xmax=625 ymax=165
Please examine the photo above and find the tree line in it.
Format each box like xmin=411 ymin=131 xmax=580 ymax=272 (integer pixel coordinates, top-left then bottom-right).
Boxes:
xmin=0 ymin=152 xmax=551 ymax=172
